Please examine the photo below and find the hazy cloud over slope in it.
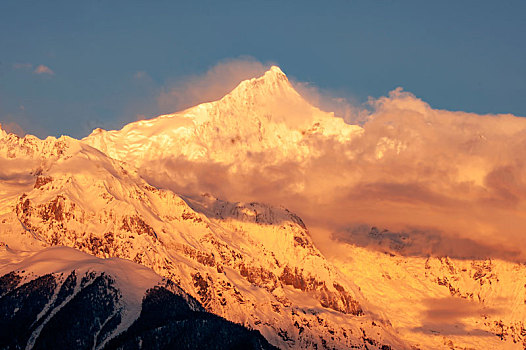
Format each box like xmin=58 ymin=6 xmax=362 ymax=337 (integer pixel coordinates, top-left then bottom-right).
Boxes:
xmin=152 ymin=86 xmax=525 ymax=259
xmin=87 ymin=61 xmax=526 ymax=260
xmin=157 ymin=57 xmax=273 ymax=113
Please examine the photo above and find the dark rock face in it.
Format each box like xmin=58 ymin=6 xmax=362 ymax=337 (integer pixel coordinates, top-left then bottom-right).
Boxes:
xmin=0 ymin=270 xmax=276 ymax=350
xmin=34 ymin=175 xmax=53 ymax=189
xmin=106 ymin=286 xmax=277 ymax=350
xmin=0 ymin=271 xmax=121 ymax=350
xmin=0 ymin=274 xmax=57 ymax=348
xmin=33 ymin=273 xmax=122 ymax=350
xmin=279 ymin=266 xmax=362 ymax=316
xmin=0 ymin=272 xmax=22 ymax=297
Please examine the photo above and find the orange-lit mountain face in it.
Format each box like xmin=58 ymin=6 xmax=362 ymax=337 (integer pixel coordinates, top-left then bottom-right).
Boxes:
xmin=1 ymin=67 xmax=526 ymax=349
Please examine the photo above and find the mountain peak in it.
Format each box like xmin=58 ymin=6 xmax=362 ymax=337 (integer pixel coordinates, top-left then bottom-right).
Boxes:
xmin=223 ymin=65 xmax=298 ymax=104
xmin=260 ymin=65 xmax=288 ymax=84
xmin=266 ymin=65 xmax=286 ymax=77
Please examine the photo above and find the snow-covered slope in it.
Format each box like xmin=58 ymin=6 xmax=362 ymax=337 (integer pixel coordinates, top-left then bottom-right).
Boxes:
xmin=0 ymin=245 xmax=275 ymax=350
xmin=0 ymin=129 xmax=401 ymax=349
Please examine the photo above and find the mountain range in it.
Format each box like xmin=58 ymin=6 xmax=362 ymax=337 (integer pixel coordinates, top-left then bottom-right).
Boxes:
xmin=0 ymin=67 xmax=525 ymax=349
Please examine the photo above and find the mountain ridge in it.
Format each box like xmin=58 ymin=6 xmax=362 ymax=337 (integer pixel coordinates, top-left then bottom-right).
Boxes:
xmin=0 ymin=129 xmax=402 ymax=349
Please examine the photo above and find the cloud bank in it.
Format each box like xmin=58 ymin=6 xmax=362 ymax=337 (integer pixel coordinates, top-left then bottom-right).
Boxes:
xmin=411 ymin=297 xmax=499 ymax=336
xmin=112 ymin=59 xmax=526 ymax=260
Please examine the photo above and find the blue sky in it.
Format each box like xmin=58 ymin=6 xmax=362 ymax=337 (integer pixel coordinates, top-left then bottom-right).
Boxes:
xmin=1 ymin=0 xmax=525 ymax=138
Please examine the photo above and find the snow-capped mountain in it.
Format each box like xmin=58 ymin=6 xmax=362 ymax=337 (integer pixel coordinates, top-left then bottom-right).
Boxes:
xmin=1 ymin=66 xmax=526 ymax=350
xmin=0 ymin=126 xmax=400 ymax=349
xmin=84 ymin=66 xmax=362 ymax=165
xmin=0 ymin=245 xmax=275 ymax=349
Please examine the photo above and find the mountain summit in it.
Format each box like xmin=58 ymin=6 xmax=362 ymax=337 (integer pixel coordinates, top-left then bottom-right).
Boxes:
xmin=84 ymin=66 xmax=362 ymax=164
xmin=225 ymin=65 xmax=296 ymax=102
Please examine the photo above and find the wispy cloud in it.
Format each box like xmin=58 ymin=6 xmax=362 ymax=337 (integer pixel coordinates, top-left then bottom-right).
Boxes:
xmin=12 ymin=63 xmax=33 ymax=70
xmin=292 ymin=80 xmax=369 ymax=125
xmin=0 ymin=120 xmax=25 ymax=136
xmin=134 ymin=71 xmax=148 ymax=80
xmin=12 ymin=63 xmax=55 ymax=76
xmin=33 ymin=64 xmax=54 ymax=75
xmin=157 ymin=56 xmax=274 ymax=113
